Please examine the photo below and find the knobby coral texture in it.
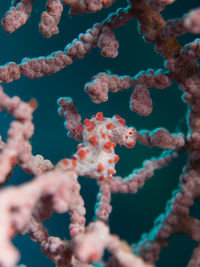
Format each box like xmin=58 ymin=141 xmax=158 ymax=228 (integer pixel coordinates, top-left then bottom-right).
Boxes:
xmin=0 ymin=0 xmax=200 ymax=266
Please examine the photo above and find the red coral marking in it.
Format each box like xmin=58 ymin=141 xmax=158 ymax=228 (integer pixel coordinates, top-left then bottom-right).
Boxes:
xmin=9 ymin=156 xmax=17 ymax=167
xmin=114 ymin=115 xmax=125 ymax=125
xmin=89 ymin=135 xmax=98 ymax=146
xmin=112 ymin=142 xmax=116 ymax=148
xmin=88 ymin=252 xmax=99 ymax=262
xmin=87 ymin=121 xmax=96 ymax=132
xmin=29 ymin=98 xmax=38 ymax=110
xmin=103 ymin=141 xmax=116 ymax=153
xmin=10 ymin=156 xmax=17 ymax=164
xmin=118 ymin=118 xmax=125 ymax=125
xmin=106 ymin=123 xmax=114 ymax=129
xmin=83 ymin=119 xmax=91 ymax=127
xmin=62 ymin=159 xmax=69 ymax=166
xmin=77 ymin=124 xmax=83 ymax=132
xmin=115 ymin=115 xmax=121 ymax=119
xmin=97 ymin=163 xmax=105 ymax=172
xmin=126 ymin=140 xmax=136 ymax=148
xmin=78 ymin=149 xmax=89 ymax=160
xmin=104 ymin=141 xmax=113 ymax=150
xmin=8 ymin=226 xmax=15 ymax=238
xmin=100 ymin=175 xmax=106 ymax=181
xmin=108 ymin=159 xmax=113 ymax=163
xmin=114 ymin=155 xmax=120 ymax=163
xmin=101 ymin=133 xmax=106 ymax=139
xmin=96 ymin=112 xmax=105 ymax=121
xmin=108 ymin=169 xmax=116 ymax=175
xmin=72 ymin=159 xmax=77 ymax=167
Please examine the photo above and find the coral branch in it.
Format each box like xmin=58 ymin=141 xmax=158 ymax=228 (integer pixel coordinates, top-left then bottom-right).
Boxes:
xmin=39 ymin=0 xmax=63 ymax=38
xmin=1 ymin=0 xmax=34 ymax=33
xmin=0 ymin=6 xmax=132 ymax=83
xmin=63 ymin=0 xmax=115 ymax=16
xmin=0 ymin=169 xmax=77 ymax=267
xmin=136 ymin=128 xmax=185 ymax=149
xmin=85 ymin=69 xmax=171 ymax=115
